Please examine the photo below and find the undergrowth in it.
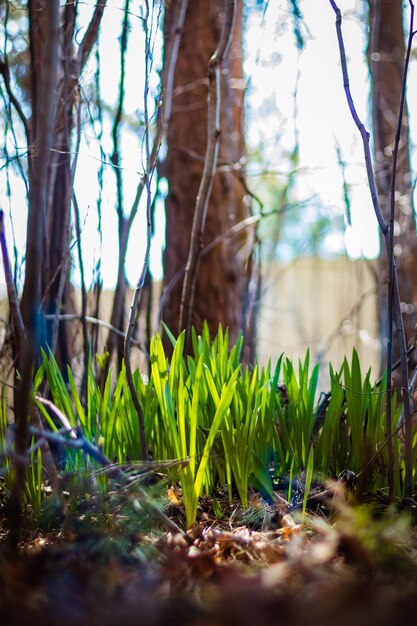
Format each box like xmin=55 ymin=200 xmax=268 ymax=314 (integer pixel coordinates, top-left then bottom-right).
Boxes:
xmin=0 ymin=324 xmax=415 ymax=528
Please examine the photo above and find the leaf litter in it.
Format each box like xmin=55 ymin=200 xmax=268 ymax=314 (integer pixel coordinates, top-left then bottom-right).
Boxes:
xmin=2 ymin=479 xmax=417 ymax=625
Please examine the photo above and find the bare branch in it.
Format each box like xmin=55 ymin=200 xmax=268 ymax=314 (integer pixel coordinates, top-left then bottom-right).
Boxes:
xmin=104 ymin=0 xmax=131 ymax=367
xmin=111 ymin=0 xmax=130 ymax=221
xmin=77 ymin=0 xmax=108 ymax=71
xmin=124 ymin=0 xmax=188 ymax=461
xmin=35 ymin=395 xmax=78 ymax=438
xmin=127 ymin=0 xmax=189 ymax=232
xmin=69 ymin=73 xmax=89 ymax=379
xmin=0 ymin=59 xmax=30 ymax=145
xmin=0 ymin=1 xmax=29 ymax=141
xmin=106 ymin=0 xmax=188 ymax=369
xmin=44 ymin=313 xmax=147 ymax=352
xmin=124 ymin=0 xmax=154 ymax=461
xmin=71 ymin=192 xmax=90 ymax=378
xmin=315 ymin=286 xmax=377 ymax=364
xmin=0 ymin=209 xmax=26 ymax=355
xmin=329 ymin=0 xmax=388 ymax=236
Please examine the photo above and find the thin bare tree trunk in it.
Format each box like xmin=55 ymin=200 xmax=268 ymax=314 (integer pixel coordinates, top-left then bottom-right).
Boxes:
xmin=4 ymin=0 xmax=107 ymax=549
xmin=43 ymin=2 xmax=107 ymax=368
xmin=11 ymin=0 xmax=60 ymax=552
xmin=105 ymin=0 xmax=131 ymax=371
xmin=331 ymin=0 xmax=414 ymax=498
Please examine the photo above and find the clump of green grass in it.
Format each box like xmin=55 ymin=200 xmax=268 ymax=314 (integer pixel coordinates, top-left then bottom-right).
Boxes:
xmin=0 ymin=327 xmax=415 ymax=528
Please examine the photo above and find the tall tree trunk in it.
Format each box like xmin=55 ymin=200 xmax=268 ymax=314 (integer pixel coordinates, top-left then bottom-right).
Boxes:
xmin=5 ymin=1 xmax=106 ymax=547
xmin=32 ymin=1 xmax=106 ymax=368
xmin=161 ymin=0 xmax=252 ymax=348
xmin=12 ymin=0 xmax=61 ymax=551
xmin=42 ymin=2 xmax=77 ymax=363
xmin=368 ymin=0 xmax=417 ymax=369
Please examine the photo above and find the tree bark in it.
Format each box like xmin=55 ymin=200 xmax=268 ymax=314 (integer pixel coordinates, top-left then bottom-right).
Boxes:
xmin=11 ymin=0 xmax=60 ymax=552
xmin=368 ymin=0 xmax=417 ymax=368
xmin=161 ymin=0 xmax=252 ymax=348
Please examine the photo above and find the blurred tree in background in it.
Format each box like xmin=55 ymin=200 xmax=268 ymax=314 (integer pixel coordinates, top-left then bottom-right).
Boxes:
xmin=1 ymin=0 xmax=417 ymax=382
xmin=368 ymin=0 xmax=417 ymax=368
xmin=160 ymin=0 xmax=255 ymax=355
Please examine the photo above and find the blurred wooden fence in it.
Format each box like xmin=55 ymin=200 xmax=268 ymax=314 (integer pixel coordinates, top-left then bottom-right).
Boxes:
xmin=257 ymin=256 xmax=380 ymax=390
xmin=0 ymin=255 xmax=380 ymax=392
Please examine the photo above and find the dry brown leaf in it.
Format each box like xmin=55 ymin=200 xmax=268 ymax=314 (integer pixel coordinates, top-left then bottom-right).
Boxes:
xmin=167 ymin=486 xmax=181 ymax=506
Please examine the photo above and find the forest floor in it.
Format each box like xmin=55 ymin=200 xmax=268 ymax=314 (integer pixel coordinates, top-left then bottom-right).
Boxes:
xmin=2 ymin=481 xmax=417 ymax=626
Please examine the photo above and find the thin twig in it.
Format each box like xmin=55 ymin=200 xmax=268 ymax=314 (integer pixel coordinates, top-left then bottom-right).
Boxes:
xmin=70 ymin=65 xmax=89 ymax=381
xmin=111 ymin=0 xmax=130 ymax=222
xmin=123 ymin=0 xmax=189 ymax=233
xmin=0 ymin=59 xmax=30 ymax=145
xmin=77 ymin=0 xmax=108 ymax=71
xmin=0 ymin=84 xmax=30 ymax=202
xmin=40 ymin=239 xmax=77 ymax=308
xmin=35 ymin=395 xmax=78 ymax=438
xmin=0 ymin=209 xmax=26 ymax=354
xmin=124 ymin=0 xmax=188 ymax=460
xmin=44 ymin=313 xmax=147 ymax=353
xmin=105 ymin=0 xmax=131 ymax=367
xmin=315 ymin=286 xmax=376 ymax=364
xmin=124 ymin=0 xmax=153 ymax=460
xmin=71 ymin=194 xmax=90 ymax=377
xmin=329 ymin=1 xmax=387 ymax=235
